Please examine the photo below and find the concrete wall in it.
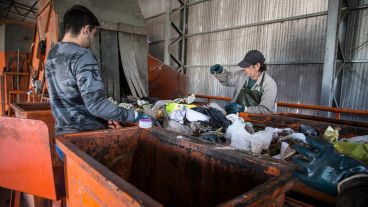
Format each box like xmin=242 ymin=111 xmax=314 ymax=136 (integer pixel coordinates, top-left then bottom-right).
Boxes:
xmin=4 ymin=24 xmax=34 ymax=53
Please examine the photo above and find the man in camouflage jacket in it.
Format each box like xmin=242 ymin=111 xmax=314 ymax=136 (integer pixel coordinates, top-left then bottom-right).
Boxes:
xmin=46 ymin=5 xmax=137 ymax=135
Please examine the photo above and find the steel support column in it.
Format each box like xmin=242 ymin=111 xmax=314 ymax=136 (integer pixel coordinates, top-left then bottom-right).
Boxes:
xmin=163 ymin=0 xmax=188 ymax=72
xmin=320 ymin=0 xmax=342 ymax=108
xmin=164 ymin=0 xmax=172 ymax=65
xmin=332 ymin=0 xmax=350 ymax=109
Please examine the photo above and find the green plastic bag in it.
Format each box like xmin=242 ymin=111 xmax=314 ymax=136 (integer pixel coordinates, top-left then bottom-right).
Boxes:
xmin=334 ymin=142 xmax=368 ymax=165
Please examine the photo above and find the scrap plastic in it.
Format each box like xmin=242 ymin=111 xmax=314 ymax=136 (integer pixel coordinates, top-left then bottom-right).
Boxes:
xmin=226 ymin=119 xmax=273 ymax=154
xmin=185 ymin=108 xmax=210 ymax=122
xmin=334 ymin=142 xmax=368 ymax=165
xmin=323 ymin=126 xmax=339 ymax=143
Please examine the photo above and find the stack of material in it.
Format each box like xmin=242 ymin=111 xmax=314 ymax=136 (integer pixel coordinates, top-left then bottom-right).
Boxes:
xmin=109 ymin=95 xmax=368 ymax=163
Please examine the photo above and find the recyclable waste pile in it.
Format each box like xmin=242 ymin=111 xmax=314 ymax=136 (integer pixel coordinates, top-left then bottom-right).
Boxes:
xmin=108 ymin=95 xmax=368 ymax=162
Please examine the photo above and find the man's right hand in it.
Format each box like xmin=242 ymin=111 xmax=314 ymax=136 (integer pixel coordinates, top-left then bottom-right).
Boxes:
xmin=135 ymin=112 xmax=155 ymax=123
xmin=210 ymin=64 xmax=223 ymax=74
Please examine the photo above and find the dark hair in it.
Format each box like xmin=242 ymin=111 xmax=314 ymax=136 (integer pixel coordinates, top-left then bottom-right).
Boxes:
xmin=259 ymin=63 xmax=267 ymax=72
xmin=63 ymin=5 xmax=100 ymax=36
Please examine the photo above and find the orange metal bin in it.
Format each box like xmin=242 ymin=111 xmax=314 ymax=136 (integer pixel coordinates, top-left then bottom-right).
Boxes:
xmin=238 ymin=113 xmax=368 ymax=206
xmin=56 ymin=127 xmax=295 ymax=207
xmin=3 ymin=104 xmax=64 ymax=207
xmin=0 ymin=117 xmax=64 ymax=201
xmin=11 ymin=102 xmax=54 ymax=135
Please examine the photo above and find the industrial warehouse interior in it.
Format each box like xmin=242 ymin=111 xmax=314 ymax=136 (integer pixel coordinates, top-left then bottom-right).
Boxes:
xmin=0 ymin=0 xmax=368 ymax=206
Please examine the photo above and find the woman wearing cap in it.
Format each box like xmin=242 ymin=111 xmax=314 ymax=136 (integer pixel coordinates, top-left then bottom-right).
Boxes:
xmin=210 ymin=50 xmax=277 ymax=114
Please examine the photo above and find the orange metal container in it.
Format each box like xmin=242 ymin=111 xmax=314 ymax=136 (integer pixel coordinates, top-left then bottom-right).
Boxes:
xmin=56 ymin=127 xmax=295 ymax=207
xmin=239 ymin=113 xmax=368 ymax=138
xmin=11 ymin=103 xmax=54 ymax=134
xmin=148 ymin=55 xmax=188 ymax=100
xmin=237 ymin=112 xmax=368 ymax=206
xmin=10 ymin=102 xmax=61 ymax=168
xmin=0 ymin=117 xmax=64 ymax=200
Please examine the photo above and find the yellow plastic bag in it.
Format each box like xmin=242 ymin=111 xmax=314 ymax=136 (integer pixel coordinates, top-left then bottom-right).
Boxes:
xmin=165 ymin=102 xmax=197 ymax=114
xmin=334 ymin=142 xmax=368 ymax=165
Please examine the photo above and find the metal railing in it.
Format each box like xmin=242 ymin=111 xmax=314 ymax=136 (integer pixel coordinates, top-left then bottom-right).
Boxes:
xmin=194 ymin=94 xmax=368 ymax=120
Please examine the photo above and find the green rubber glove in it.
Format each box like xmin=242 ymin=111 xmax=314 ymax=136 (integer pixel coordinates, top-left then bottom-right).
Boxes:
xmin=210 ymin=64 xmax=223 ymax=74
xmin=135 ymin=112 xmax=153 ymax=122
xmin=292 ymin=137 xmax=368 ymax=196
xmin=224 ymin=103 xmax=244 ymax=114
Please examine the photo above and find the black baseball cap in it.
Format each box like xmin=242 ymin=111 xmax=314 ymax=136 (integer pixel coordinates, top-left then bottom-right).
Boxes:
xmin=238 ymin=50 xmax=265 ymax=68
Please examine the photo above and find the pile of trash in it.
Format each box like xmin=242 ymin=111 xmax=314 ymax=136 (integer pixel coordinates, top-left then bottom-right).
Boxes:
xmin=108 ymin=95 xmax=368 ymax=163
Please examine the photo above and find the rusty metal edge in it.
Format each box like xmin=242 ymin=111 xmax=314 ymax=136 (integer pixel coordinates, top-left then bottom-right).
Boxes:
xmin=279 ymin=113 xmax=368 ymax=127
xmin=10 ymin=103 xmax=52 ymax=113
xmin=55 ymin=128 xmax=163 ymax=207
xmin=57 ymin=127 xmax=296 ymax=206
xmin=146 ymin=127 xmax=294 ymax=173
xmin=143 ymin=128 xmax=297 ymax=205
xmin=218 ymin=174 xmax=296 ymax=206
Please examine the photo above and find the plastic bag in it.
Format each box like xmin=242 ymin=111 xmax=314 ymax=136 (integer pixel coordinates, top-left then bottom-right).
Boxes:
xmin=226 ymin=114 xmax=244 ymax=123
xmin=226 ymin=121 xmax=273 ymax=154
xmin=226 ymin=120 xmax=251 ymax=150
xmin=340 ymin=135 xmax=368 ymax=144
xmin=185 ymin=108 xmax=209 ymax=122
xmin=169 ymin=109 xmax=186 ymax=124
xmin=334 ymin=142 xmax=368 ymax=165
xmin=165 ymin=120 xmax=193 ymax=136
xmin=247 ymin=128 xmax=274 ymax=154
xmin=278 ymin=133 xmax=307 ymax=143
xmin=208 ymin=102 xmax=227 ymax=115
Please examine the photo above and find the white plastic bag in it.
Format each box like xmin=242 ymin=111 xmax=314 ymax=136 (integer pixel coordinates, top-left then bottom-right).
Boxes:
xmin=226 ymin=120 xmax=251 ymax=150
xmin=340 ymin=135 xmax=368 ymax=144
xmin=226 ymin=121 xmax=274 ymax=154
xmin=278 ymin=133 xmax=307 ymax=143
xmin=169 ymin=109 xmax=186 ymax=124
xmin=226 ymin=114 xmax=244 ymax=123
xmin=247 ymin=128 xmax=274 ymax=154
xmin=185 ymin=108 xmax=209 ymax=122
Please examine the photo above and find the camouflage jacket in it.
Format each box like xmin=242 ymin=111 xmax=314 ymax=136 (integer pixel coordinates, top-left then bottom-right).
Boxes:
xmin=46 ymin=42 xmax=135 ymax=135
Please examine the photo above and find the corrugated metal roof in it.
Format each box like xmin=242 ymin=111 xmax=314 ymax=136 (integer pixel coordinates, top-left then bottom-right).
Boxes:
xmin=0 ymin=0 xmax=38 ymax=23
